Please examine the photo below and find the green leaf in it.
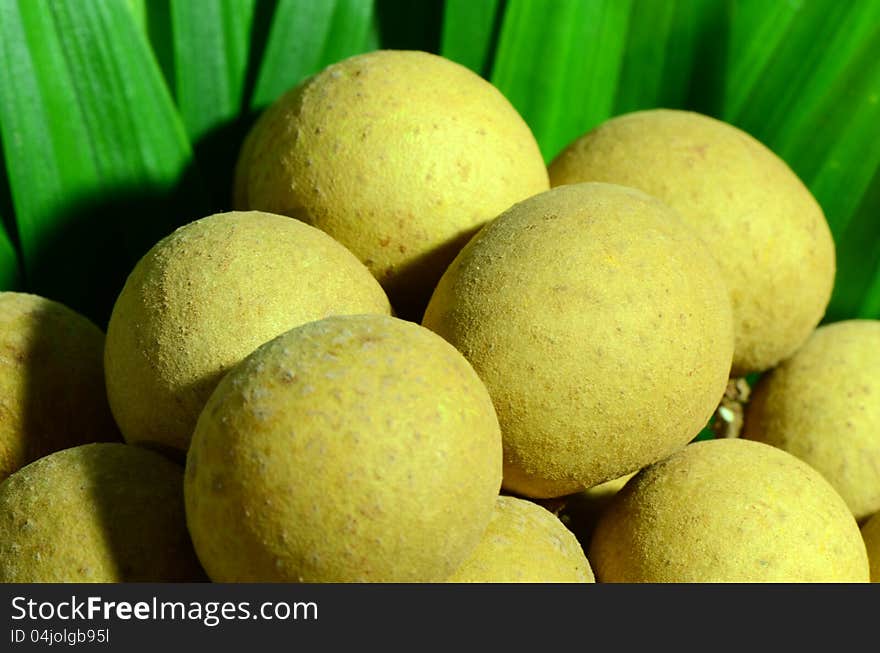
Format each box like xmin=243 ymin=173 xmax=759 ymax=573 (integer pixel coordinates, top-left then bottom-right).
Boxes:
xmin=491 ymin=0 xmax=632 ymax=162
xmin=0 ymin=137 xmax=20 ymax=290
xmin=490 ymin=0 xmax=732 ymax=162
xmin=0 ymin=0 xmax=206 ymax=325
xmin=125 ymin=0 xmax=148 ymax=32
xmin=836 ymin=168 xmax=880 ymax=320
xmin=440 ymin=0 xmax=502 ymax=76
xmin=613 ymin=0 xmax=729 ymax=116
xmin=168 ymin=0 xmax=258 ymax=210
xmin=721 ymin=0 xmax=880 ymax=322
xmin=0 ymin=223 xmax=20 ymax=291
xmin=171 ymin=0 xmax=256 ymax=143
xmin=251 ymin=0 xmax=378 ymax=110
xmin=143 ymin=1 xmax=176 ymax=97
xmin=693 ymin=425 xmax=716 ymax=442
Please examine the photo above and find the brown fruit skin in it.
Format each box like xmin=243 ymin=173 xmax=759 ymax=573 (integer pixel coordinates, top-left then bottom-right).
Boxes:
xmin=862 ymin=512 xmax=880 ymax=582
xmin=234 ymin=49 xmax=549 ymax=318
xmin=104 ymin=211 xmax=391 ymax=454
xmin=743 ymin=320 xmax=880 ymax=521
xmin=0 ymin=292 xmax=121 ymax=481
xmin=0 ymin=443 xmax=204 ymax=582
xmin=590 ymin=439 xmax=870 ymax=583
xmin=446 ymin=495 xmax=594 ymax=583
xmin=422 ymin=182 xmax=734 ymax=498
xmin=184 ymin=315 xmax=502 ymax=583
xmin=549 ymin=109 xmax=835 ymax=376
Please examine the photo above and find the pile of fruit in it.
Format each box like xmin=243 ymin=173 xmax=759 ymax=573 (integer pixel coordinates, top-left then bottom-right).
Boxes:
xmin=0 ymin=50 xmax=877 ymax=583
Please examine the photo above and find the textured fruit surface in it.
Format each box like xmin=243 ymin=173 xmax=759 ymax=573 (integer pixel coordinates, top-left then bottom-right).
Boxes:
xmin=104 ymin=211 xmax=391 ymax=453
xmin=590 ymin=438 xmax=869 ymax=582
xmin=423 ymin=182 xmax=734 ymax=498
xmin=862 ymin=512 xmax=880 ymax=582
xmin=185 ymin=314 xmax=502 ymax=582
xmin=558 ymin=472 xmax=637 ymax=552
xmin=446 ymin=495 xmax=594 ymax=583
xmin=0 ymin=292 xmax=120 ymax=481
xmin=234 ymin=49 xmax=549 ymax=318
xmin=0 ymin=443 xmax=203 ymax=582
xmin=549 ymin=109 xmax=835 ymax=375
xmin=743 ymin=319 xmax=880 ymax=521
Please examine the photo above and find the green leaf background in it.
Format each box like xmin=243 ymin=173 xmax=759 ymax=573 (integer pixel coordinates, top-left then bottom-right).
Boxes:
xmin=0 ymin=0 xmax=878 ymax=332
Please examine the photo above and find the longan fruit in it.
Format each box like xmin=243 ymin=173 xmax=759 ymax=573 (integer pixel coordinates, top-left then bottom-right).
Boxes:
xmin=549 ymin=109 xmax=835 ymax=375
xmin=423 ymin=183 xmax=733 ymax=498
xmin=590 ymin=439 xmax=869 ymax=582
xmin=0 ymin=443 xmax=203 ymax=582
xmin=743 ymin=320 xmax=880 ymax=521
xmin=184 ymin=315 xmax=502 ymax=582
xmin=0 ymin=292 xmax=119 ymax=481
xmin=104 ymin=211 xmax=391 ymax=453
xmin=234 ymin=50 xmax=549 ymax=318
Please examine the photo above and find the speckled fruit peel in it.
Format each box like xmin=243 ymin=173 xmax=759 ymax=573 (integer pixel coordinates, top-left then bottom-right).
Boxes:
xmin=0 ymin=292 xmax=120 ymax=481
xmin=422 ymin=182 xmax=734 ymax=498
xmin=744 ymin=319 xmax=880 ymax=521
xmin=0 ymin=443 xmax=204 ymax=582
xmin=446 ymin=495 xmax=594 ymax=583
xmin=234 ymin=49 xmax=549 ymax=318
xmin=549 ymin=109 xmax=835 ymax=375
xmin=590 ymin=438 xmax=870 ymax=582
xmin=104 ymin=210 xmax=391 ymax=454
xmin=184 ymin=314 xmax=503 ymax=582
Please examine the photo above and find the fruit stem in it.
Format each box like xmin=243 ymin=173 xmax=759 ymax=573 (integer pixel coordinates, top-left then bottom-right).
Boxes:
xmin=710 ymin=377 xmax=751 ymax=438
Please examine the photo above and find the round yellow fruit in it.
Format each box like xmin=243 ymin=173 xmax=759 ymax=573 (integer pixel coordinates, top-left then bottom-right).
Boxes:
xmin=0 ymin=443 xmax=203 ymax=582
xmin=446 ymin=495 xmax=594 ymax=583
xmin=558 ymin=472 xmax=637 ymax=551
xmin=590 ymin=438 xmax=869 ymax=582
xmin=104 ymin=210 xmax=391 ymax=454
xmin=0 ymin=292 xmax=120 ymax=481
xmin=234 ymin=49 xmax=549 ymax=318
xmin=184 ymin=314 xmax=502 ymax=582
xmin=422 ymin=182 xmax=734 ymax=498
xmin=862 ymin=512 xmax=880 ymax=582
xmin=743 ymin=319 xmax=880 ymax=521
xmin=549 ymin=109 xmax=835 ymax=375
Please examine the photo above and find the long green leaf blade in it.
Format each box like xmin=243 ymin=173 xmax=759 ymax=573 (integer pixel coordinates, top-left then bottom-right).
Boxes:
xmin=440 ymin=0 xmax=501 ymax=75
xmin=723 ymin=0 xmax=880 ymax=321
xmin=0 ymin=0 xmax=206 ymax=324
xmin=171 ymin=0 xmax=256 ymax=143
xmin=489 ymin=0 xmax=733 ymax=162
xmin=614 ymin=0 xmax=729 ymax=116
xmin=170 ymin=0 xmax=257 ymax=209
xmin=251 ymin=0 xmax=377 ymax=110
xmin=0 ymin=125 xmax=21 ymax=290
xmin=126 ymin=0 xmax=148 ymax=32
xmin=491 ymin=0 xmax=632 ymax=162
xmin=837 ymin=172 xmax=880 ymax=319
xmin=0 ymin=223 xmax=20 ymax=291
xmin=0 ymin=0 xmax=101 ymax=301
